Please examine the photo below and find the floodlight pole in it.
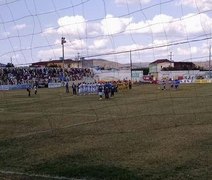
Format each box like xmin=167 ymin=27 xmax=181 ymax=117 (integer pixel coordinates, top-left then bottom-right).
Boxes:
xmin=61 ymin=37 xmax=66 ymax=79
xmin=77 ymin=52 xmax=80 ymax=68
xmin=130 ymin=50 xmax=132 ymax=81
xmin=169 ymin=51 xmax=173 ymax=61
xmin=209 ymin=45 xmax=211 ymax=79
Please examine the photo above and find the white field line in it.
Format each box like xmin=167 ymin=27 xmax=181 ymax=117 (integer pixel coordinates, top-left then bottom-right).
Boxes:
xmin=0 ymin=112 xmax=118 ymax=117
xmin=0 ymin=170 xmax=84 ymax=180
xmin=3 ymin=112 xmax=212 ymax=140
xmin=3 ymin=116 xmax=117 ymax=139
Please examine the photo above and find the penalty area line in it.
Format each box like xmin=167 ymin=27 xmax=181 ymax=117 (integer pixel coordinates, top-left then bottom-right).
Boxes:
xmin=3 ymin=116 xmax=113 ymax=139
xmin=0 ymin=170 xmax=84 ymax=180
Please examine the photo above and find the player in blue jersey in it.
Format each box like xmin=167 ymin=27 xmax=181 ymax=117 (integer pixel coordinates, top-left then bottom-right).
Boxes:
xmin=98 ymin=83 xmax=103 ymax=100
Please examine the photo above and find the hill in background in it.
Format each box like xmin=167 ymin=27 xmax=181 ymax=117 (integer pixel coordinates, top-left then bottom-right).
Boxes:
xmin=194 ymin=61 xmax=211 ymax=70
xmin=86 ymin=59 xmax=211 ymax=70
xmin=85 ymin=59 xmax=149 ymax=69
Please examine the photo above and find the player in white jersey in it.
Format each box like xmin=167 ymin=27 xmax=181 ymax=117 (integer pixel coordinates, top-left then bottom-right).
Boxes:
xmin=95 ymin=83 xmax=99 ymax=94
xmin=78 ymin=83 xmax=83 ymax=95
xmin=87 ymin=83 xmax=91 ymax=94
xmin=92 ymin=83 xmax=96 ymax=94
xmin=83 ymin=83 xmax=87 ymax=95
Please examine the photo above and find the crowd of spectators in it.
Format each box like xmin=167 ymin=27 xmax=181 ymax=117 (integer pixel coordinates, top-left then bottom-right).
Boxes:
xmin=0 ymin=67 xmax=93 ymax=86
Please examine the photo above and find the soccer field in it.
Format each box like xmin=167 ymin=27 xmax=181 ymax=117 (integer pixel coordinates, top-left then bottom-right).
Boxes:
xmin=0 ymin=84 xmax=211 ymax=180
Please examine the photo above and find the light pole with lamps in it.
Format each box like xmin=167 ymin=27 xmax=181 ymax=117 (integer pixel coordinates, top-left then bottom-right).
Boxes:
xmin=61 ymin=37 xmax=66 ymax=81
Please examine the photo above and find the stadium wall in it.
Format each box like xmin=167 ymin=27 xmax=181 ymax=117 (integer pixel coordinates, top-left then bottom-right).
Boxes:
xmin=0 ymin=84 xmax=30 ymax=91
xmin=158 ymin=70 xmax=211 ymax=81
xmin=93 ymin=69 xmax=131 ymax=81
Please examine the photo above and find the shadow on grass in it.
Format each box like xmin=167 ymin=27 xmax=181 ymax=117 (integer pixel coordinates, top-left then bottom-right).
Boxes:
xmin=0 ymin=137 xmax=211 ymax=180
xmin=28 ymin=153 xmax=141 ymax=180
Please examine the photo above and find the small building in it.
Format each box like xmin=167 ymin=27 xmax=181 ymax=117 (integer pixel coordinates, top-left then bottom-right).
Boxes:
xmin=149 ymin=59 xmax=201 ymax=81
xmin=31 ymin=59 xmax=82 ymax=68
xmin=0 ymin=63 xmax=6 ymax=68
xmin=173 ymin=62 xmax=196 ymax=70
xmin=82 ymin=59 xmax=94 ymax=68
xmin=149 ymin=59 xmax=174 ymax=80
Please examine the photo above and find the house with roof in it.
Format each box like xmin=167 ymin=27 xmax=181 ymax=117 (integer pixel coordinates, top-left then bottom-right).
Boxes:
xmin=149 ymin=59 xmax=206 ymax=81
xmin=149 ymin=59 xmax=174 ymax=80
xmin=173 ymin=61 xmax=196 ymax=70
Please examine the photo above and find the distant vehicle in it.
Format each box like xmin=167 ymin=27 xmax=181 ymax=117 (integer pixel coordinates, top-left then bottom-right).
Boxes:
xmin=141 ymin=75 xmax=156 ymax=84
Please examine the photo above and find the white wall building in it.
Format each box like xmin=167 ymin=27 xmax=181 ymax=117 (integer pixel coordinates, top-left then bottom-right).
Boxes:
xmin=131 ymin=70 xmax=143 ymax=82
xmin=149 ymin=59 xmax=174 ymax=80
xmin=158 ymin=70 xmax=200 ymax=82
xmin=93 ymin=69 xmax=131 ymax=81
xmin=148 ymin=59 xmax=211 ymax=82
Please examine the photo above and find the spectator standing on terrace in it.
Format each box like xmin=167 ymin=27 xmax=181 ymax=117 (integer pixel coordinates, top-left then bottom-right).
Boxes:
xmin=161 ymin=80 xmax=166 ymax=90
xmin=65 ymin=81 xmax=69 ymax=93
xmin=110 ymin=83 xmax=115 ymax=98
xmin=98 ymin=83 xmax=103 ymax=100
xmin=169 ymin=78 xmax=173 ymax=89
xmin=83 ymin=83 xmax=87 ymax=95
xmin=34 ymin=81 xmax=38 ymax=95
xmin=34 ymin=85 xmax=37 ymax=95
xmin=26 ymin=86 xmax=31 ymax=97
xmin=129 ymin=80 xmax=132 ymax=89
xmin=72 ymin=82 xmax=77 ymax=95
xmin=78 ymin=83 xmax=83 ymax=95
xmin=104 ymin=83 xmax=110 ymax=99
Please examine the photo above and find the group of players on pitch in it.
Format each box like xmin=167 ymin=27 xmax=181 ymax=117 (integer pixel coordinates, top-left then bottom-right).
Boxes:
xmin=27 ymin=80 xmax=131 ymax=100
xmin=161 ymin=78 xmax=180 ymax=90
xmin=65 ymin=82 xmax=120 ymax=100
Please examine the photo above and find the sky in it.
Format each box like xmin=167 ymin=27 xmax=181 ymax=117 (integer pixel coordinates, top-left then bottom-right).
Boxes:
xmin=0 ymin=0 xmax=212 ymax=66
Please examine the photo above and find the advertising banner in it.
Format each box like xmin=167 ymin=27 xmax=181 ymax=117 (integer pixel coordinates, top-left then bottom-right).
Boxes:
xmin=0 ymin=84 xmax=30 ymax=91
xmin=48 ymin=83 xmax=62 ymax=88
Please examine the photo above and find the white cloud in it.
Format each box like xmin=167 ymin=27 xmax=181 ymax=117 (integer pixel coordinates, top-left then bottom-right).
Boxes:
xmin=92 ymin=39 xmax=109 ymax=49
xmin=70 ymin=39 xmax=87 ymax=49
xmin=13 ymin=24 xmax=26 ymax=30
xmin=0 ymin=0 xmax=14 ymax=5
xmin=43 ymin=17 xmax=101 ymax=38
xmin=179 ymin=0 xmax=212 ymax=11
xmin=37 ymin=12 xmax=211 ymax=63
xmin=42 ymin=12 xmax=212 ymax=48
xmin=176 ymin=46 xmax=198 ymax=56
xmin=101 ymin=14 xmax=132 ymax=35
xmin=175 ymin=13 xmax=212 ymax=34
xmin=12 ymin=54 xmax=20 ymax=59
xmin=54 ymin=38 xmax=86 ymax=49
xmin=37 ymin=48 xmax=60 ymax=60
xmin=125 ymin=13 xmax=212 ymax=35
xmin=116 ymin=44 xmax=144 ymax=52
xmin=151 ymin=39 xmax=169 ymax=45
xmin=1 ymin=31 xmax=10 ymax=37
xmin=42 ymin=27 xmax=57 ymax=35
xmin=38 ymin=39 xmax=87 ymax=60
xmin=126 ymin=14 xmax=173 ymax=34
xmin=87 ymin=22 xmax=102 ymax=36
xmin=148 ymin=39 xmax=170 ymax=51
xmin=54 ymin=39 xmax=61 ymax=45
xmin=115 ymin=0 xmax=151 ymax=5
xmin=57 ymin=15 xmax=86 ymax=38
xmin=202 ymin=43 xmax=212 ymax=54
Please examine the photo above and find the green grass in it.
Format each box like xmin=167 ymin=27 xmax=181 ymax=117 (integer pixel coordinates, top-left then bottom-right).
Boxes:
xmin=0 ymin=84 xmax=211 ymax=179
